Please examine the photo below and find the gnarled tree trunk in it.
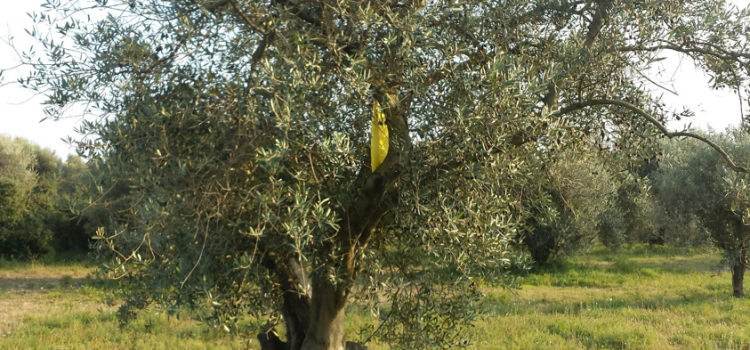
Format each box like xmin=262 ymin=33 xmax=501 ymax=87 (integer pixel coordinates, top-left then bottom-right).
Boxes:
xmin=732 ymin=260 xmax=744 ymax=297
xmin=731 ymin=222 xmax=748 ymax=298
xmin=300 ymin=279 xmax=348 ymax=350
xmin=257 ymin=258 xmax=312 ymax=350
xmin=732 ymin=244 xmax=747 ymax=298
xmin=256 ymin=258 xmax=370 ymax=350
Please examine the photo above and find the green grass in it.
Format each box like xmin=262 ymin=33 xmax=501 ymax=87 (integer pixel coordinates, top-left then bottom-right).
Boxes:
xmin=470 ymin=245 xmax=750 ymax=350
xmin=0 ymin=257 xmax=250 ymax=349
xmin=2 ymin=245 xmax=749 ymax=349
xmin=3 ymin=311 xmax=254 ymax=350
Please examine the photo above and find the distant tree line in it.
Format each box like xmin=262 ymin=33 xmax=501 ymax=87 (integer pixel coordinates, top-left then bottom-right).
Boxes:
xmin=0 ymin=135 xmax=92 ymax=259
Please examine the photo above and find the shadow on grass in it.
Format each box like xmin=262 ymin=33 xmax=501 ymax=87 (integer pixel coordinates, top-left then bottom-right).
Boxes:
xmin=0 ymin=277 xmax=90 ymax=290
xmin=585 ymin=243 xmax=713 ymax=258
xmin=0 ymin=276 xmax=117 ymax=290
xmin=0 ymin=252 xmax=93 ymax=267
xmin=520 ymin=245 xmax=719 ymax=289
xmin=484 ymin=284 xmax=729 ymax=317
xmin=542 ymin=291 xmax=719 ymax=315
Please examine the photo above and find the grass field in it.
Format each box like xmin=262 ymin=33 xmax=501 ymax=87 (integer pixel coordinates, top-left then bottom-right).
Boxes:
xmin=1 ymin=245 xmax=748 ymax=350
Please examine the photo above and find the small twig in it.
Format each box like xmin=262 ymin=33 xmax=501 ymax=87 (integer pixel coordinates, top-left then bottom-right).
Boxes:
xmin=226 ymin=0 xmax=265 ymax=34
xmin=181 ymin=217 xmax=211 ymax=287
xmin=307 ymin=151 xmax=320 ymax=184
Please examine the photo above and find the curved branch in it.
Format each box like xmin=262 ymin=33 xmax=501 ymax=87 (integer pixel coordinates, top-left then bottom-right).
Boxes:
xmin=619 ymin=43 xmax=750 ymax=67
xmin=555 ymin=99 xmax=750 ymax=173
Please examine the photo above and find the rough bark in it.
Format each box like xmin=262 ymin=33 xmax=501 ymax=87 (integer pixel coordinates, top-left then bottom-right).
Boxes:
xmin=344 ymin=342 xmax=370 ymax=350
xmin=732 ymin=259 xmax=745 ymax=298
xmin=731 ymin=221 xmax=748 ymax=298
xmin=257 ymin=251 xmax=373 ymax=350
xmin=284 ymin=259 xmax=312 ymax=350
xmin=257 ymin=258 xmax=312 ymax=350
xmin=281 ymin=289 xmax=311 ymax=350
xmin=299 ymin=279 xmax=349 ymax=350
xmin=732 ymin=241 xmax=747 ymax=298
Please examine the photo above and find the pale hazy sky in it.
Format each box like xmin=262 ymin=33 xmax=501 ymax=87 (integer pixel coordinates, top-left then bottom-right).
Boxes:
xmin=1 ymin=1 xmax=750 ymax=158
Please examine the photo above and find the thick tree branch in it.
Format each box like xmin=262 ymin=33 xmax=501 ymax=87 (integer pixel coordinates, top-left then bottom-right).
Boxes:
xmin=316 ymin=88 xmax=414 ymax=295
xmin=250 ymin=32 xmax=275 ymax=73
xmin=277 ymin=1 xmax=323 ymax=28
xmin=223 ymin=0 xmax=277 ymax=79
xmin=257 ymin=250 xmax=311 ymax=350
xmin=555 ymin=99 xmax=750 ymax=173
xmin=227 ymin=0 xmax=352 ymax=56
xmin=343 ymin=90 xmax=413 ymax=250
xmin=584 ymin=0 xmax=609 ymax=50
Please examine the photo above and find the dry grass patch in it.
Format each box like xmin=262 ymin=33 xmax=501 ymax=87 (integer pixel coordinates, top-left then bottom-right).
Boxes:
xmin=0 ymin=289 xmax=114 ymax=335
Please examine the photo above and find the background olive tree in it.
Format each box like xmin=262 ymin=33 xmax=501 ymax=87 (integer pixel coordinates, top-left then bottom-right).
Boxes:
xmin=13 ymin=0 xmax=750 ymax=349
xmin=595 ymin=142 xmax=669 ymax=249
xmin=0 ymin=135 xmax=91 ymax=258
xmin=0 ymin=135 xmax=41 ymax=257
xmin=521 ymin=151 xmax=618 ymax=264
xmin=652 ymin=128 xmax=750 ymax=297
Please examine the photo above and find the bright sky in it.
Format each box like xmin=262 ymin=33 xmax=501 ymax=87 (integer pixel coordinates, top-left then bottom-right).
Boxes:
xmin=1 ymin=1 xmax=750 ymax=159
xmin=0 ymin=1 xmax=80 ymax=159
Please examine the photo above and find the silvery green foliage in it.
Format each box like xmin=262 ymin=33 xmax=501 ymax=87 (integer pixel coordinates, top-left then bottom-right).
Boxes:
xmin=598 ymin=170 xmax=663 ymax=248
xmin=523 ymin=152 xmax=618 ymax=263
xmin=550 ymin=155 xmax=618 ymax=256
xmin=14 ymin=0 xmax=750 ymax=347
xmin=653 ymin=128 xmax=750 ymax=261
xmin=0 ymin=136 xmax=38 ymax=195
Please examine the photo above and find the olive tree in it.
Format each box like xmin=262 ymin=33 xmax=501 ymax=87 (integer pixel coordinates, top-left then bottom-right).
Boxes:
xmin=653 ymin=128 xmax=750 ymax=297
xmin=14 ymin=0 xmax=750 ymax=348
xmin=0 ymin=135 xmax=37 ymax=195
xmin=0 ymin=135 xmax=45 ymax=257
xmin=522 ymin=152 xmax=617 ymax=264
xmin=597 ymin=153 xmax=665 ymax=248
xmin=0 ymin=136 xmax=92 ymax=257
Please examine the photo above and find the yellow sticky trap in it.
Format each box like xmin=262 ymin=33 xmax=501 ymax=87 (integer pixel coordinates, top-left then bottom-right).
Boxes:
xmin=371 ymin=100 xmax=389 ymax=171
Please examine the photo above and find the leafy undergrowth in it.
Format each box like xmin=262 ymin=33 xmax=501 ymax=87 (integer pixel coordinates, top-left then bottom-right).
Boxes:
xmin=2 ymin=245 xmax=749 ymax=349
